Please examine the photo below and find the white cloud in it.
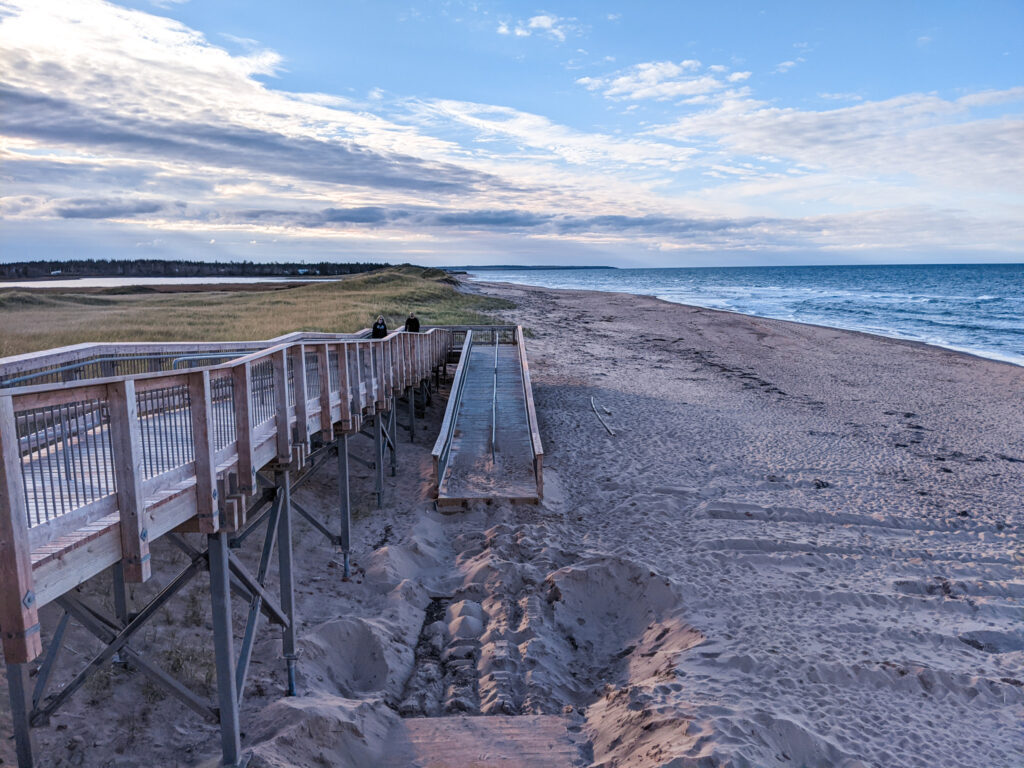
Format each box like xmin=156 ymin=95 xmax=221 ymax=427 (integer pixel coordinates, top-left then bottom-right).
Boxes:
xmin=774 ymin=60 xmax=798 ymax=74
xmin=727 ymin=71 xmax=751 ymax=82
xmin=577 ymin=60 xmax=725 ymax=101
xmin=496 ymin=12 xmax=571 ymax=42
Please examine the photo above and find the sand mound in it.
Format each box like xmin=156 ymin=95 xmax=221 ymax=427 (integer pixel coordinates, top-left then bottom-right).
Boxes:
xmin=246 ymin=694 xmax=397 ymax=768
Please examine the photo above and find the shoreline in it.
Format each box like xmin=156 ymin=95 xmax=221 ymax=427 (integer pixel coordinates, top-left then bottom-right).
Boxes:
xmin=3 ymin=279 xmax=1021 ymax=767
xmin=463 ymin=274 xmax=1024 ymax=368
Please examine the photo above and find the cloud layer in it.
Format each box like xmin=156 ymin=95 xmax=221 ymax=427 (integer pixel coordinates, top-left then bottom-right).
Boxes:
xmin=1 ymin=0 xmax=1022 ymax=265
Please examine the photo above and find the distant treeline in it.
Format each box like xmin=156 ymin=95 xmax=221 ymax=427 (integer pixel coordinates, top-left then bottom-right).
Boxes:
xmin=0 ymin=259 xmax=389 ymax=279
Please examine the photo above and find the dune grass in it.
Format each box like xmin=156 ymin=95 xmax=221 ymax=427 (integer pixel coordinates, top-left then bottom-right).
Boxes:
xmin=0 ymin=266 xmax=513 ymax=357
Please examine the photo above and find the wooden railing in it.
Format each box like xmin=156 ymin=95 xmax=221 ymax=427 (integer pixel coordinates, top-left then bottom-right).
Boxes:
xmin=0 ymin=331 xmax=373 ymax=389
xmin=0 ymin=328 xmax=452 ymax=664
xmin=516 ymin=326 xmax=545 ymax=498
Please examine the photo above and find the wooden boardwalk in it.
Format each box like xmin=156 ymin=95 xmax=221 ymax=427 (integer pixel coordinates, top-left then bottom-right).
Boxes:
xmin=0 ymin=324 xmax=542 ymax=768
xmin=433 ymin=328 xmax=543 ymax=504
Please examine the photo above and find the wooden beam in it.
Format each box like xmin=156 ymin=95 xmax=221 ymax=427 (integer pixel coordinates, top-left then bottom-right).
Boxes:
xmin=188 ymin=371 xmax=219 ymax=534
xmin=0 ymin=396 xmax=42 ymax=663
xmin=291 ymin=345 xmax=310 ymax=453
xmin=337 ymin=342 xmax=352 ymax=430
xmin=271 ymin=350 xmax=291 ymax=463
xmin=107 ymin=380 xmax=152 ymax=582
xmin=231 ymin=364 xmax=255 ymax=495
xmin=317 ymin=344 xmax=333 ymax=438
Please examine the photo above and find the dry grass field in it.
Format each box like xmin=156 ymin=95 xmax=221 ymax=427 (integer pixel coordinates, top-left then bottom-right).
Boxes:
xmin=0 ymin=266 xmax=510 ymax=357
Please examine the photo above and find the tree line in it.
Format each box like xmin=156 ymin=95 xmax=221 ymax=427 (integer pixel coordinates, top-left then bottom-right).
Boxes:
xmin=0 ymin=259 xmax=389 ymax=279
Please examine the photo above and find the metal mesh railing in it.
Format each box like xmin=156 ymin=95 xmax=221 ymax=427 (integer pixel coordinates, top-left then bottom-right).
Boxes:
xmin=17 ymin=400 xmax=116 ymax=527
xmin=304 ymin=350 xmax=320 ymax=401
xmin=137 ymin=385 xmax=194 ymax=480
xmin=211 ymin=375 xmax=236 ymax=451
xmin=328 ymin=350 xmax=340 ymax=392
xmin=250 ymin=359 xmax=276 ymax=426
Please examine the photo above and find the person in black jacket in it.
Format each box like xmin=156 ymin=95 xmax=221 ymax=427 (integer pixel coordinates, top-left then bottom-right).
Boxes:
xmin=371 ymin=315 xmax=388 ymax=338
xmin=404 ymin=312 xmax=420 ymax=332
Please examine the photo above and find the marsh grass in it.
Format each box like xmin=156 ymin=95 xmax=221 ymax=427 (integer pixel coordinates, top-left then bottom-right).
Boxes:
xmin=0 ymin=266 xmax=512 ymax=357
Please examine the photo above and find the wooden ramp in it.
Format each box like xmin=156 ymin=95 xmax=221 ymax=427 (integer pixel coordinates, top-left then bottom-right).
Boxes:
xmin=380 ymin=715 xmax=583 ymax=768
xmin=433 ymin=327 xmax=543 ymax=505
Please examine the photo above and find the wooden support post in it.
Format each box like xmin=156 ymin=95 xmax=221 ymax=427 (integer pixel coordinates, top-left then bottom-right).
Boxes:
xmin=316 ymin=344 xmax=332 ymax=438
xmin=188 ymin=371 xmax=220 ymax=534
xmin=107 ymin=381 xmax=151 ymax=583
xmin=0 ymin=396 xmax=42 ymax=664
xmin=291 ymin=345 xmax=310 ymax=454
xmin=271 ymin=350 xmax=291 ymax=464
xmin=231 ymin=363 xmax=255 ymax=496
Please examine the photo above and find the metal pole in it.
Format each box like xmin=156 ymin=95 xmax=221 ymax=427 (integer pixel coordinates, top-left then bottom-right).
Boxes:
xmin=337 ymin=434 xmax=351 ymax=579
xmin=112 ymin=561 xmax=128 ymax=626
xmin=275 ymin=469 xmax=297 ymax=697
xmin=374 ymin=414 xmax=383 ymax=508
xmin=207 ymin=530 xmax=242 ymax=767
xmin=6 ymin=662 xmax=34 ymax=768
xmin=407 ymin=386 xmax=415 ymax=443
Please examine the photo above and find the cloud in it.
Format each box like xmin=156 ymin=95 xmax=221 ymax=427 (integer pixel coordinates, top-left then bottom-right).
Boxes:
xmin=497 ymin=12 xmax=572 ymax=42
xmin=647 ymin=89 xmax=1024 ymax=197
xmin=577 ymin=60 xmax=739 ymax=101
xmin=774 ymin=59 xmax=799 ymax=74
xmin=0 ymin=0 xmax=1020 ymax=265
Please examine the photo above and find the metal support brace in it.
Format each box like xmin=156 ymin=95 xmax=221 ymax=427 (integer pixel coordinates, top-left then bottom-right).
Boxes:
xmin=7 ymin=662 xmax=33 ymax=768
xmin=275 ymin=470 xmax=297 ymax=697
xmin=337 ymin=433 xmax=351 ymax=578
xmin=291 ymin=499 xmax=340 ymax=546
xmin=35 ymin=557 xmax=206 ymax=724
xmin=386 ymin=403 xmax=397 ymax=477
xmin=235 ymin=492 xmax=283 ymax=705
xmin=208 ymin=530 xmax=242 ymax=767
xmin=31 ymin=611 xmax=70 ymax=711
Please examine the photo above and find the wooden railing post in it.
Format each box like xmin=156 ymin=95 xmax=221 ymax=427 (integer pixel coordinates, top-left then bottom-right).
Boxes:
xmin=337 ymin=343 xmax=351 ymax=430
xmin=317 ymin=344 xmax=333 ymax=438
xmin=107 ymin=380 xmax=152 ymax=582
xmin=292 ymin=345 xmax=310 ymax=453
xmin=0 ymin=395 xmax=42 ymax=664
xmin=188 ymin=371 xmax=220 ymax=534
xmin=271 ymin=350 xmax=291 ymax=463
xmin=231 ymin=363 xmax=254 ymax=496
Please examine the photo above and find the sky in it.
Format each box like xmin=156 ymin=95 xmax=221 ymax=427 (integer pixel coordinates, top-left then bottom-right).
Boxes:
xmin=1 ymin=0 xmax=1022 ymax=267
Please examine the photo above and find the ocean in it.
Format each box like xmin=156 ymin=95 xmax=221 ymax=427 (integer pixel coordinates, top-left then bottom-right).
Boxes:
xmin=464 ymin=263 xmax=1024 ymax=367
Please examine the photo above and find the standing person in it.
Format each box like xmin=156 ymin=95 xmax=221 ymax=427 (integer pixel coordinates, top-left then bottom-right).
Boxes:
xmin=371 ymin=314 xmax=388 ymax=338
xmin=404 ymin=312 xmax=420 ymax=333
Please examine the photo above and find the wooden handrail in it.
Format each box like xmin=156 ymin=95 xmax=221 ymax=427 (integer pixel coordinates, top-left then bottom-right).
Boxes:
xmin=0 ymin=328 xmax=455 ymax=664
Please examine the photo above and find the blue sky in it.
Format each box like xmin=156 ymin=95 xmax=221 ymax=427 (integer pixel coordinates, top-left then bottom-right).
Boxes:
xmin=1 ymin=0 xmax=1022 ymax=266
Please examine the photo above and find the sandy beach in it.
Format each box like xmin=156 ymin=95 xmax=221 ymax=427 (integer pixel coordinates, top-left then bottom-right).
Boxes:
xmin=3 ymin=280 xmax=1022 ymax=768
